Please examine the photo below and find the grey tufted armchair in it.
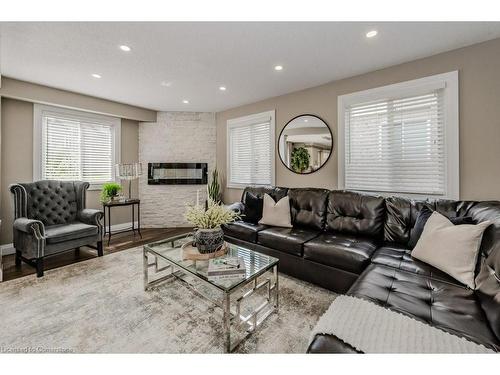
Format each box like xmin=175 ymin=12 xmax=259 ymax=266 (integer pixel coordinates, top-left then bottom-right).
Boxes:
xmin=10 ymin=180 xmax=103 ymax=277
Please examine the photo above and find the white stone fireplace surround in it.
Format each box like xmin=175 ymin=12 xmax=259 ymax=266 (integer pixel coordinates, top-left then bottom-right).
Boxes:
xmin=139 ymin=112 xmax=216 ymax=227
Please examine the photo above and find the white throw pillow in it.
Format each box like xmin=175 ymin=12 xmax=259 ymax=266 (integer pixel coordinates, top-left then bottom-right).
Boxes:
xmin=411 ymin=211 xmax=491 ymax=289
xmin=258 ymin=194 xmax=293 ymax=228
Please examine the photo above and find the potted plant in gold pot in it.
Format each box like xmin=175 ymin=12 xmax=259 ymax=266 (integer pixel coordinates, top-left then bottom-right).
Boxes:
xmin=185 ymin=200 xmax=240 ymax=253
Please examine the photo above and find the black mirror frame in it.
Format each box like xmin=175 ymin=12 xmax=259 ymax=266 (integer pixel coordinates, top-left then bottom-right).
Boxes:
xmin=277 ymin=114 xmax=334 ymax=175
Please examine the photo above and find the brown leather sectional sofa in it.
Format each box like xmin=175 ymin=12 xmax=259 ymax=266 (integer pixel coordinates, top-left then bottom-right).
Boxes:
xmin=222 ymin=186 xmax=500 ymax=353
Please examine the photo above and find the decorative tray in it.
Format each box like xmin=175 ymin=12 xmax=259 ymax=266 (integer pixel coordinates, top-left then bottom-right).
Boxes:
xmin=181 ymin=242 xmax=229 ymax=261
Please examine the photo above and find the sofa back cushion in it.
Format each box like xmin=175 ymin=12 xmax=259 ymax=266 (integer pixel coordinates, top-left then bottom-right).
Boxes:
xmin=288 ymin=188 xmax=329 ymax=230
xmin=471 ymin=202 xmax=500 ymax=342
xmin=467 ymin=202 xmax=500 ymax=257
xmin=384 ymin=196 xmax=413 ymax=244
xmin=21 ymin=180 xmax=78 ymax=226
xmin=467 ymin=201 xmax=500 ymax=341
xmin=326 ymin=191 xmax=385 ymax=238
xmin=475 ymin=247 xmax=500 ymax=342
xmin=384 ymin=196 xmax=479 ymax=245
xmin=434 ymin=199 xmax=477 ymax=222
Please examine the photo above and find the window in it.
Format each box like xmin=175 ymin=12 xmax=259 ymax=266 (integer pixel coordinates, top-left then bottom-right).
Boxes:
xmin=227 ymin=110 xmax=275 ymax=188
xmin=338 ymin=71 xmax=459 ymax=199
xmin=34 ymin=104 xmax=121 ymax=189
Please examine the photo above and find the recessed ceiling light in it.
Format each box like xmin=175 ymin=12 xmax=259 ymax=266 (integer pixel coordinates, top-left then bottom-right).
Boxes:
xmin=182 ymin=99 xmax=189 ymax=104
xmin=119 ymin=45 xmax=131 ymax=52
xmin=91 ymin=73 xmax=102 ymax=79
xmin=366 ymin=30 xmax=378 ymax=38
xmin=274 ymin=65 xmax=283 ymax=71
xmin=219 ymin=86 xmax=227 ymax=91
xmin=160 ymin=81 xmax=172 ymax=87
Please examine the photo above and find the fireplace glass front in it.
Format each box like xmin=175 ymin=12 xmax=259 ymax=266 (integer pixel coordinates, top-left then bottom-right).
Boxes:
xmin=147 ymin=163 xmax=208 ymax=185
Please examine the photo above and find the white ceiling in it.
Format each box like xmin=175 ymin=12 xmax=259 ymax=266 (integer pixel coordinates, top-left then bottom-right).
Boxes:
xmin=1 ymin=22 xmax=500 ymax=112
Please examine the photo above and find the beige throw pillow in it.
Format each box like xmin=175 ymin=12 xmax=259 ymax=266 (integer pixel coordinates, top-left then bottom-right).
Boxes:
xmin=258 ymin=194 xmax=292 ymax=228
xmin=411 ymin=211 xmax=491 ymax=289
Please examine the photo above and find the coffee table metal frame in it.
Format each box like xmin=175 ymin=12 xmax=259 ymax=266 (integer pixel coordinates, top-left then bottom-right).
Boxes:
xmin=143 ymin=234 xmax=279 ymax=353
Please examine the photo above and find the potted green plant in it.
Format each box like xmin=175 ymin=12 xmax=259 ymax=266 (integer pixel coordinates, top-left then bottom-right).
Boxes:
xmin=207 ymin=168 xmax=222 ymax=204
xmin=185 ymin=200 xmax=240 ymax=253
xmin=290 ymin=147 xmax=310 ymax=173
xmin=100 ymin=182 xmax=122 ymax=203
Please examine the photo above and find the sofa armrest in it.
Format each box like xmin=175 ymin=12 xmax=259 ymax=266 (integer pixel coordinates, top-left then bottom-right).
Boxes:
xmin=225 ymin=202 xmax=245 ymax=214
xmin=78 ymin=209 xmax=103 ymax=226
xmin=13 ymin=218 xmax=45 ymax=237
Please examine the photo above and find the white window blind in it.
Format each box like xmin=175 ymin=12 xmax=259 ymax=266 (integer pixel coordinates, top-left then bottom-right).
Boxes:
xmin=35 ymin=105 xmax=120 ymax=187
xmin=227 ymin=111 xmax=275 ymax=188
xmin=344 ymin=89 xmax=446 ymax=195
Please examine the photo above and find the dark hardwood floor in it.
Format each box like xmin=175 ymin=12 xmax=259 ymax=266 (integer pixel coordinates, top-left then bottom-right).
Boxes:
xmin=1 ymin=227 xmax=192 ymax=282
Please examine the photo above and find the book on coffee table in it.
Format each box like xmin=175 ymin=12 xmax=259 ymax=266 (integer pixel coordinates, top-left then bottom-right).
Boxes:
xmin=208 ymin=257 xmax=246 ymax=281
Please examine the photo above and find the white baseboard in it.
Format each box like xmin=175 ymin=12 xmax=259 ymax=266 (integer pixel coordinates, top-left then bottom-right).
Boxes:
xmin=0 ymin=221 xmax=138 ymax=256
xmin=0 ymin=243 xmax=14 ymax=256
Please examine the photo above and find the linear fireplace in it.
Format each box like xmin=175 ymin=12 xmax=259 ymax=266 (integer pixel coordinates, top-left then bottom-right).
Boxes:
xmin=147 ymin=162 xmax=208 ymax=185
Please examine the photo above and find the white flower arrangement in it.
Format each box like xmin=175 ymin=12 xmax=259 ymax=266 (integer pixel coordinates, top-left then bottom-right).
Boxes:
xmin=185 ymin=200 xmax=240 ymax=229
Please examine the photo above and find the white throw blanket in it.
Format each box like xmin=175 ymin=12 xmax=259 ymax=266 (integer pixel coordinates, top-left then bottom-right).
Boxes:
xmin=310 ymin=295 xmax=495 ymax=353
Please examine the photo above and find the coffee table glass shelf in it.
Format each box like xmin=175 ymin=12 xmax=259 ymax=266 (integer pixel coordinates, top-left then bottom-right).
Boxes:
xmin=143 ymin=234 xmax=279 ymax=353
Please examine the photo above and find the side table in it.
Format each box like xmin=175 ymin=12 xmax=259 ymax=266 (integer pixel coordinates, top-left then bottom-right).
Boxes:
xmin=103 ymin=199 xmax=142 ymax=245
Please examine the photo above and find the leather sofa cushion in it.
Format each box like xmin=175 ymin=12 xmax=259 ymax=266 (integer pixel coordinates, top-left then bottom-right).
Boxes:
xmin=475 ymin=246 xmax=500 ymax=342
xmin=45 ymin=222 xmax=98 ymax=244
xmin=434 ymin=199 xmax=478 ymax=224
xmin=288 ymin=188 xmax=329 ymax=230
xmin=222 ymin=221 xmax=268 ymax=243
xmin=258 ymin=227 xmax=320 ymax=256
xmin=384 ymin=196 xmax=413 ymax=244
xmin=384 ymin=196 xmax=479 ymax=245
xmin=470 ymin=201 xmax=500 ymax=341
xmin=372 ymin=243 xmax=461 ymax=285
xmin=304 ymin=233 xmax=378 ymax=274
xmin=348 ymin=264 xmax=500 ymax=351
xmin=468 ymin=201 xmax=500 ymax=258
xmin=307 ymin=334 xmax=360 ymax=353
xmin=326 ymin=191 xmax=385 ymax=238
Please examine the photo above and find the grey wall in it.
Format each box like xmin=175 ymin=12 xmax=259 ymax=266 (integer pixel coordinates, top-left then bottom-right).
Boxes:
xmin=216 ymin=38 xmax=500 ymax=203
xmin=0 ymin=98 xmax=142 ymax=245
xmin=0 ymin=76 xmax=157 ymax=246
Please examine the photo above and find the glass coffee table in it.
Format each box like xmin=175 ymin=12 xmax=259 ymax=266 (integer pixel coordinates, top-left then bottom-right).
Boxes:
xmin=143 ymin=234 xmax=279 ymax=353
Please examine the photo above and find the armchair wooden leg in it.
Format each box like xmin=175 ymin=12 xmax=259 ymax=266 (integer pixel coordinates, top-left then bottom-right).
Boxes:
xmin=36 ymin=258 xmax=44 ymax=278
xmin=15 ymin=250 xmax=22 ymax=267
xmin=75 ymin=247 xmax=80 ymax=256
xmin=97 ymin=241 xmax=103 ymax=257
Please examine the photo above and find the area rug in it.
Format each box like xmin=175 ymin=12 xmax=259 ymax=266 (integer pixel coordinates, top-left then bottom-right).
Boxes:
xmin=0 ymin=246 xmax=335 ymax=353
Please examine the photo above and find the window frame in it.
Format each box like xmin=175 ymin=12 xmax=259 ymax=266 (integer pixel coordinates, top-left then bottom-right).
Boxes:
xmin=337 ymin=71 xmax=459 ymax=200
xmin=33 ymin=104 xmax=121 ymax=190
xmin=226 ymin=110 xmax=276 ymax=189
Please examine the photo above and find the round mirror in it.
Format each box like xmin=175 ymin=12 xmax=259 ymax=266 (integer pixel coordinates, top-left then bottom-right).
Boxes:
xmin=278 ymin=115 xmax=333 ymax=174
